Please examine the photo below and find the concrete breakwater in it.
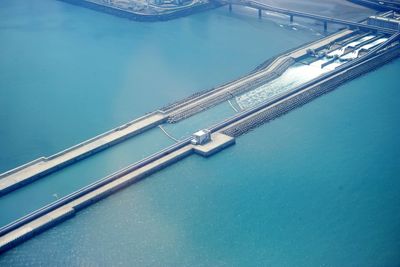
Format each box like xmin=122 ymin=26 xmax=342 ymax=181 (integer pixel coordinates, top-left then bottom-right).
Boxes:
xmin=1 ymin=35 xmax=398 ymax=253
xmin=0 ymin=29 xmax=359 ymax=196
xmin=0 ymin=30 xmax=398 ymax=254
xmin=59 ymin=0 xmax=222 ymax=22
xmin=0 ymin=133 xmax=235 ymax=253
xmin=222 ymin=40 xmax=400 ymax=137
xmin=0 ymin=112 xmax=167 ymax=196
xmin=164 ymin=30 xmax=354 ymax=123
xmin=167 ymin=58 xmax=295 ymax=122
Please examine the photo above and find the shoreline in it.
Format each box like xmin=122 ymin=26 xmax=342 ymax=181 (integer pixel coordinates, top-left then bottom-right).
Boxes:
xmin=58 ymin=0 xmax=223 ymax=22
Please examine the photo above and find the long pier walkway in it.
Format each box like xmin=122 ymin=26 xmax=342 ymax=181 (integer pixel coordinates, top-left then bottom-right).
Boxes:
xmin=0 ymin=28 xmax=355 ymax=197
xmin=0 ymin=17 xmax=400 ymax=252
xmin=0 ymin=27 xmax=398 ymax=253
xmin=2 ymin=0 xmax=399 ymax=197
xmin=165 ymin=29 xmax=355 ymax=122
xmin=0 ymin=112 xmax=166 ymax=196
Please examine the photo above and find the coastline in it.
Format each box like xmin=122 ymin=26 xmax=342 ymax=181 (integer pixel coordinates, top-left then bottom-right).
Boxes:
xmin=58 ymin=0 xmax=223 ymax=21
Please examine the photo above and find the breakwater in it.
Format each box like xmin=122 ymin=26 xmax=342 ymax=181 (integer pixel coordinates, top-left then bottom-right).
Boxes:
xmin=0 ymin=112 xmax=166 ymax=196
xmin=0 ymin=29 xmax=364 ymax=196
xmin=0 ymin=31 xmax=398 ymax=254
xmin=1 ymin=35 xmax=398 ymax=252
xmin=59 ymin=0 xmax=222 ymax=22
xmin=161 ymin=30 xmax=358 ymax=114
xmin=167 ymin=58 xmax=295 ymax=122
xmin=0 ymin=133 xmax=235 ymax=253
xmin=222 ymin=37 xmax=400 ymax=137
xmin=164 ymin=29 xmax=355 ymax=123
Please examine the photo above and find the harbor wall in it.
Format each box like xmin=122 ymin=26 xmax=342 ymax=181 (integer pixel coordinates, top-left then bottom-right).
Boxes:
xmin=161 ymin=31 xmax=350 ymax=112
xmin=222 ymin=45 xmax=400 ymax=137
xmin=162 ymin=30 xmax=354 ymax=122
xmin=0 ymin=146 xmax=192 ymax=254
xmin=59 ymin=0 xmax=222 ymax=22
xmin=0 ymin=134 xmax=237 ymax=253
xmin=166 ymin=58 xmax=295 ymax=122
xmin=1 ymin=33 xmax=398 ymax=254
xmin=0 ymin=207 xmax=75 ymax=253
xmin=0 ymin=112 xmax=166 ymax=196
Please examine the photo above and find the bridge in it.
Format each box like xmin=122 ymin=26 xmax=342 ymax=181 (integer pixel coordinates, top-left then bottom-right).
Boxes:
xmin=224 ymin=0 xmax=398 ymax=34
xmin=349 ymin=0 xmax=400 ymax=12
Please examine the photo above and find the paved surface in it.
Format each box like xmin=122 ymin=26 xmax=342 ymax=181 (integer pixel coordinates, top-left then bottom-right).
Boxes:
xmin=0 ymin=113 xmax=166 ymax=195
xmin=193 ymin=133 xmax=235 ymax=156
xmin=168 ymin=29 xmax=354 ymax=119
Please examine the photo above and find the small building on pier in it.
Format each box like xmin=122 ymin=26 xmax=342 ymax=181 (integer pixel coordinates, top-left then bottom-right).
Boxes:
xmin=191 ymin=129 xmax=211 ymax=145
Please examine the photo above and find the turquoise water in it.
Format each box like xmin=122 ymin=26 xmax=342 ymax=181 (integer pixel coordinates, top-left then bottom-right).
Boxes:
xmin=0 ymin=0 xmax=317 ymax=228
xmin=0 ymin=0 xmax=316 ymax=172
xmin=0 ymin=0 xmax=317 ymax=226
xmin=0 ymin=127 xmax=173 ymax=227
xmin=1 ymin=0 xmax=400 ymax=266
xmin=1 ymin=60 xmax=399 ymax=266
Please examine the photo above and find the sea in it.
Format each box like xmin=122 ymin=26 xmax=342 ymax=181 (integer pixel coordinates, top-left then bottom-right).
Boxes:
xmin=0 ymin=0 xmax=399 ymax=266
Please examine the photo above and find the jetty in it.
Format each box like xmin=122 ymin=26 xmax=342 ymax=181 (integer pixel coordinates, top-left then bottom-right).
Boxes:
xmin=0 ymin=1 xmax=399 ymax=253
xmin=0 ymin=112 xmax=167 ymax=196
xmin=60 ymin=0 xmax=222 ymax=21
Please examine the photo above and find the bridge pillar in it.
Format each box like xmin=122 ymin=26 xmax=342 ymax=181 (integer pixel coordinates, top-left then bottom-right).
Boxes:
xmin=229 ymin=3 xmax=232 ymax=12
xmin=324 ymin=21 xmax=328 ymax=31
xmin=258 ymin=9 xmax=262 ymax=19
xmin=290 ymin=15 xmax=293 ymax=23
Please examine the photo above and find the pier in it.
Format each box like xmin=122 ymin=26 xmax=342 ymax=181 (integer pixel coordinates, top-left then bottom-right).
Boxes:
xmin=164 ymin=29 xmax=356 ymax=122
xmin=0 ymin=25 xmax=396 ymax=196
xmin=0 ymin=132 xmax=235 ymax=253
xmin=1 ymin=30 xmax=398 ymax=252
xmin=0 ymin=25 xmax=358 ymax=196
xmin=0 ymin=2 xmax=399 ymax=253
xmin=0 ymin=112 xmax=167 ymax=196
xmin=59 ymin=0 xmax=222 ymax=22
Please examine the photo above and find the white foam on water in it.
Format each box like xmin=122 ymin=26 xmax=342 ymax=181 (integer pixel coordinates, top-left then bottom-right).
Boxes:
xmin=235 ymin=59 xmax=345 ymax=110
xmin=347 ymin=35 xmax=375 ymax=48
xmin=361 ymin=37 xmax=387 ymax=50
xmin=340 ymin=38 xmax=387 ymax=60
xmin=327 ymin=35 xmax=376 ymax=57
xmin=340 ymin=50 xmax=359 ymax=60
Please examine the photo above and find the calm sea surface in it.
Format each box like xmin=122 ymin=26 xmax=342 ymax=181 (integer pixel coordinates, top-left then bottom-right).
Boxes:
xmin=0 ymin=0 xmax=399 ymax=266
